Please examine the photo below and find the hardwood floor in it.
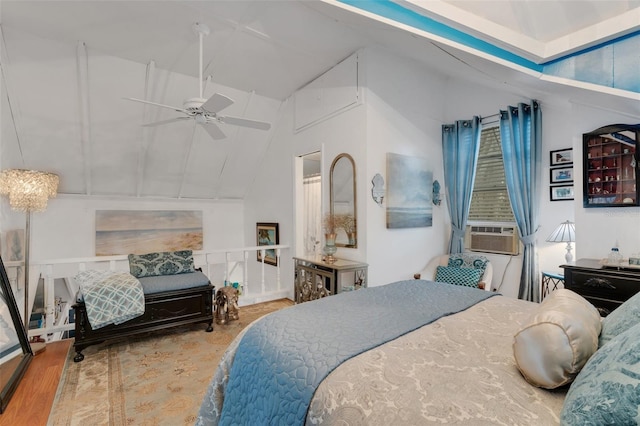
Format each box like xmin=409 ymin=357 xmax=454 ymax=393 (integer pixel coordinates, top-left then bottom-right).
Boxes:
xmin=0 ymin=339 xmax=71 ymax=426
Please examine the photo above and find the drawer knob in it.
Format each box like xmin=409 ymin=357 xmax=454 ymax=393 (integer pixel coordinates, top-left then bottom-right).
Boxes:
xmin=584 ymin=277 xmax=616 ymax=290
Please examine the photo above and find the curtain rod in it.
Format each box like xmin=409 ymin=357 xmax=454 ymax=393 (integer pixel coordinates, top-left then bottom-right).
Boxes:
xmin=480 ymin=113 xmax=500 ymax=120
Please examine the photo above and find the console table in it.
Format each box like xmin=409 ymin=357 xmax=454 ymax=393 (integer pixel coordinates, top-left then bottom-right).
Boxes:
xmin=561 ymin=259 xmax=640 ymax=316
xmin=293 ymin=256 xmax=368 ymax=303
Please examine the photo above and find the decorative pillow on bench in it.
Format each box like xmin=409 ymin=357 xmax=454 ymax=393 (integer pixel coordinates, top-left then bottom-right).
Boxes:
xmin=128 ymin=250 xmax=195 ymax=278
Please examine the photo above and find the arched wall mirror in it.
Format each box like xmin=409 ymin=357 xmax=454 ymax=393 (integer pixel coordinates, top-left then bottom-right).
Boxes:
xmin=0 ymin=256 xmax=32 ymax=413
xmin=330 ymin=153 xmax=357 ymax=248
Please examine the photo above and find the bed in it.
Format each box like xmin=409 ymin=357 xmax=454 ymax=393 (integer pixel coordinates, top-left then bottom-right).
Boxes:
xmin=196 ymin=278 xmax=640 ymax=425
xmin=72 ymin=251 xmax=215 ymax=362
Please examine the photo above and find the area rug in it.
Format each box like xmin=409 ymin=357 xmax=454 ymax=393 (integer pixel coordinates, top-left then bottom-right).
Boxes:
xmin=47 ymin=298 xmax=294 ymax=426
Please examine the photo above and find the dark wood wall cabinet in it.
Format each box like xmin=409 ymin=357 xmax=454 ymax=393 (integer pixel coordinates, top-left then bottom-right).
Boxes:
xmin=561 ymin=259 xmax=640 ymax=316
xmin=583 ymin=124 xmax=639 ymax=207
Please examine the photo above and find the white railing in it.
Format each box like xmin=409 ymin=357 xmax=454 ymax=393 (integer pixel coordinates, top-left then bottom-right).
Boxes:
xmin=16 ymin=244 xmax=290 ymax=342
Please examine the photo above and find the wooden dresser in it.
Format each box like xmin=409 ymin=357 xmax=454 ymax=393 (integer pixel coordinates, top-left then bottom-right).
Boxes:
xmin=561 ymin=258 xmax=640 ymax=316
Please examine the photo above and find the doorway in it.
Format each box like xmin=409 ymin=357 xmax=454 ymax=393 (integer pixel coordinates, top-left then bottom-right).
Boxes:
xmin=296 ymin=152 xmax=322 ymax=257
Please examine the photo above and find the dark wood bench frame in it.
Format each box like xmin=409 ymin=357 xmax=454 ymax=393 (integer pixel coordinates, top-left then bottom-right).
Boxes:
xmin=72 ymin=284 xmax=214 ymax=362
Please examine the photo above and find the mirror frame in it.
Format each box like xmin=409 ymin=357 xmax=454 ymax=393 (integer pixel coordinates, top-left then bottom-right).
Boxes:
xmin=330 ymin=153 xmax=357 ymax=248
xmin=0 ymin=255 xmax=32 ymax=413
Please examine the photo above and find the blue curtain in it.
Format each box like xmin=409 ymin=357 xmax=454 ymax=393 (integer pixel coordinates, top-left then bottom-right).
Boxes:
xmin=442 ymin=117 xmax=482 ymax=253
xmin=499 ymin=101 xmax=542 ymax=302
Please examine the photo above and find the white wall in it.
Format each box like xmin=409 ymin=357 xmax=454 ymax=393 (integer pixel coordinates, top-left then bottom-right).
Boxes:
xmin=363 ymin=48 xmax=450 ymax=286
xmin=271 ymin=45 xmax=640 ymax=300
xmin=1 ymin=196 xmax=245 ymax=262
xmin=571 ymin=104 xmax=640 ymax=260
xmin=3 ymin=44 xmax=638 ymax=305
xmin=243 ymin=98 xmax=297 ymax=298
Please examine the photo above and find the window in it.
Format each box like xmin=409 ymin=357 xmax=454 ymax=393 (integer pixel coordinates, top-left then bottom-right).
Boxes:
xmin=468 ymin=126 xmax=515 ymax=222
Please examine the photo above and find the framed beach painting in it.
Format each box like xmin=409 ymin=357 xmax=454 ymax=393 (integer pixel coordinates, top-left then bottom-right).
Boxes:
xmin=256 ymin=223 xmax=279 ymax=266
xmin=95 ymin=210 xmax=203 ymax=256
xmin=386 ymin=153 xmax=433 ymax=229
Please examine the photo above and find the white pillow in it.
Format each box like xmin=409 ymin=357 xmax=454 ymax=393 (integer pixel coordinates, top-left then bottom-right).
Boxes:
xmin=512 ymin=289 xmax=601 ymax=389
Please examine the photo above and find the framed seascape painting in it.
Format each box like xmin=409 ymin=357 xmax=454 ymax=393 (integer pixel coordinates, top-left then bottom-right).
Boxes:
xmin=386 ymin=153 xmax=433 ymax=229
xmin=256 ymin=223 xmax=279 ymax=266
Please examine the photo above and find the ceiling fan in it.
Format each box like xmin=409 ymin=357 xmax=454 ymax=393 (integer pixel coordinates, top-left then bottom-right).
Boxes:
xmin=125 ymin=23 xmax=271 ymax=140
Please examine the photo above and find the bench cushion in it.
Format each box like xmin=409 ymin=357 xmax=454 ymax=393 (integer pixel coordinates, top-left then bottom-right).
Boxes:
xmin=137 ymin=270 xmax=210 ymax=294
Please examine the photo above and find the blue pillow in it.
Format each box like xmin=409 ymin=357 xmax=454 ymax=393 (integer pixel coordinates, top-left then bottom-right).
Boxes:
xmin=599 ymin=290 xmax=640 ymax=347
xmin=434 ymin=266 xmax=482 ymax=288
xmin=128 ymin=250 xmax=195 ymax=278
xmin=447 ymin=254 xmax=489 ymax=278
xmin=561 ymin=322 xmax=640 ymax=424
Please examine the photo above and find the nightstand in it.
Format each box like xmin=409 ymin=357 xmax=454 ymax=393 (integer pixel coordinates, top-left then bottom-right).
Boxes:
xmin=293 ymin=256 xmax=368 ymax=304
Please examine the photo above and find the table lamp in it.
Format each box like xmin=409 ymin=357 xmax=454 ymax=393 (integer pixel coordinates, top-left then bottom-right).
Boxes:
xmin=546 ymin=220 xmax=575 ymax=263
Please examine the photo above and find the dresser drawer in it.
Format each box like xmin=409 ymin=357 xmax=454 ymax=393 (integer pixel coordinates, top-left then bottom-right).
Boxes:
xmin=567 ymin=270 xmax=640 ymax=303
xmin=578 ymin=295 xmax=626 ymax=317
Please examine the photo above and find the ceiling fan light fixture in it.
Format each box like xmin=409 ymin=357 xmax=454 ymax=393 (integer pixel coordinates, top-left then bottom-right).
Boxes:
xmin=124 ymin=22 xmax=270 ymax=138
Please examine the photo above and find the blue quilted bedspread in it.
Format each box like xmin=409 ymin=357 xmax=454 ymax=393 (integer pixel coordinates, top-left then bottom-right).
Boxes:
xmin=213 ymin=280 xmax=495 ymax=426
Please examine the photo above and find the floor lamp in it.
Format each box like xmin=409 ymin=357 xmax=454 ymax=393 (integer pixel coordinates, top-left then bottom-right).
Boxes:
xmin=0 ymin=169 xmax=59 ymax=353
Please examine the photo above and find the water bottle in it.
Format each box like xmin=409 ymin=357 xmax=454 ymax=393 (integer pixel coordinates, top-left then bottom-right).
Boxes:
xmin=607 ymin=247 xmax=622 ymax=266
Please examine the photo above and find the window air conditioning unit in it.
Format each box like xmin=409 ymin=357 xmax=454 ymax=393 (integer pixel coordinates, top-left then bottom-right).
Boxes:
xmin=465 ymin=225 xmax=519 ymax=255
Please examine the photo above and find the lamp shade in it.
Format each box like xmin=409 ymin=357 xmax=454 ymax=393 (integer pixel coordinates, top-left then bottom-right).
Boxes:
xmin=546 ymin=220 xmax=575 ymax=243
xmin=0 ymin=169 xmax=59 ymax=212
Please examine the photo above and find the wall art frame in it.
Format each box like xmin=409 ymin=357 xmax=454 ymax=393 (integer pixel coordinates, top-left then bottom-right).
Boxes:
xmin=256 ymin=222 xmax=279 ymax=266
xmin=550 ymin=185 xmax=575 ymax=201
xmin=385 ymin=153 xmax=433 ymax=229
xmin=550 ymin=166 xmax=574 ymax=184
xmin=95 ymin=210 xmax=203 ymax=256
xmin=550 ymin=148 xmax=573 ymax=166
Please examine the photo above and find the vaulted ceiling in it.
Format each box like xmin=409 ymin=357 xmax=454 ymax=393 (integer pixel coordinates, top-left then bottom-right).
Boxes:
xmin=1 ymin=0 xmax=637 ymax=200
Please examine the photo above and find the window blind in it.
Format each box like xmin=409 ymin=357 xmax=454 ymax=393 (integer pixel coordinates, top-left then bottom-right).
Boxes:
xmin=469 ymin=127 xmax=516 ymax=222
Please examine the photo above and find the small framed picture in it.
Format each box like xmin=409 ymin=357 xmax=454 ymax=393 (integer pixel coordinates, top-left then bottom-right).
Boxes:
xmin=256 ymin=222 xmax=279 ymax=266
xmin=550 ymin=148 xmax=573 ymax=166
xmin=550 ymin=185 xmax=574 ymax=201
xmin=550 ymin=166 xmax=574 ymax=184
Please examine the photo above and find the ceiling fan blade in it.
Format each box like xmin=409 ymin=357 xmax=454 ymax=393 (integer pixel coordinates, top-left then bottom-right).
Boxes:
xmin=142 ymin=117 xmax=192 ymax=127
xmin=200 ymin=122 xmax=227 ymax=140
xmin=201 ymin=93 xmax=234 ymax=113
xmin=124 ymin=97 xmax=189 ymax=114
xmin=220 ymin=115 xmax=271 ymax=131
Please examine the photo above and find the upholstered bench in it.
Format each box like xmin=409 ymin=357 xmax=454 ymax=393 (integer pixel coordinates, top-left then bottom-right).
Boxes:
xmin=72 ymin=250 xmax=214 ymax=362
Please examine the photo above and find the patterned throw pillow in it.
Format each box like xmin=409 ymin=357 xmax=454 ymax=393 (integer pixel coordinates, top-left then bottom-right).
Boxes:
xmin=128 ymin=250 xmax=195 ymax=278
xmin=599 ymin=290 xmax=640 ymax=347
xmin=561 ymin=322 xmax=640 ymax=424
xmin=434 ymin=266 xmax=482 ymax=288
xmin=447 ymin=253 xmax=489 ymax=279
